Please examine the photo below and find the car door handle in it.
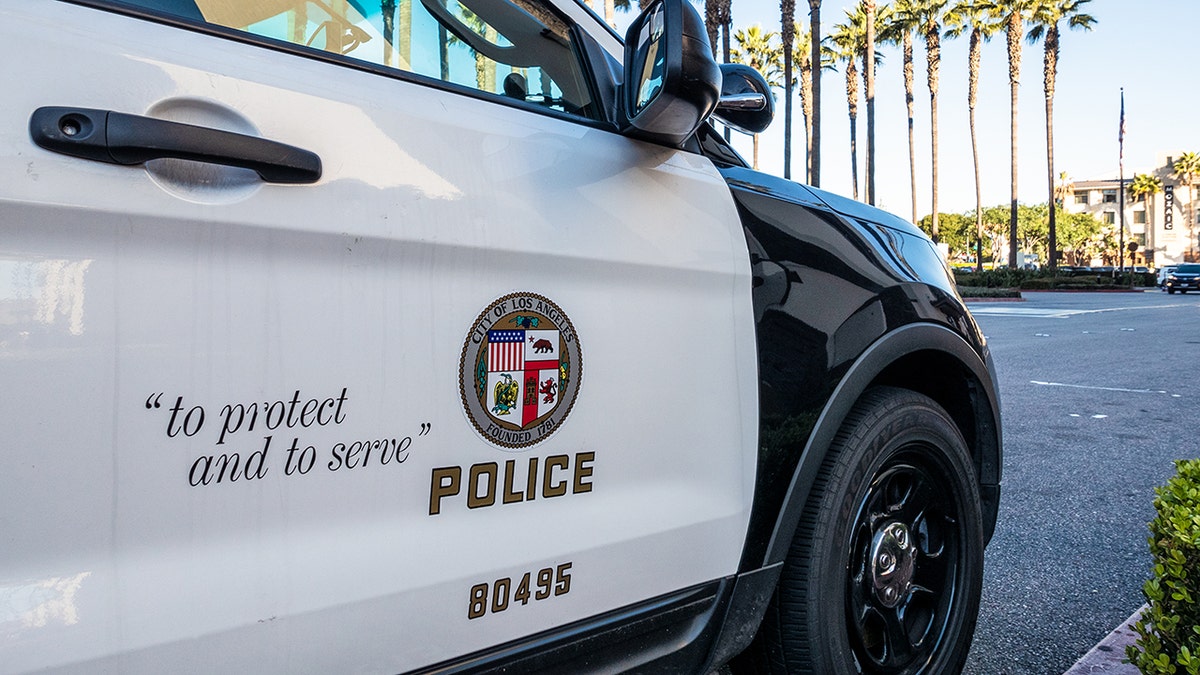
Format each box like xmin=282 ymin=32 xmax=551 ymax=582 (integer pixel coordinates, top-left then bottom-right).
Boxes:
xmin=29 ymin=106 xmax=322 ymax=184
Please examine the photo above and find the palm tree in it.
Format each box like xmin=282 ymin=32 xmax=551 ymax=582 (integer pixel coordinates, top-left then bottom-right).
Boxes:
xmin=947 ymin=0 xmax=1002 ymax=271
xmin=1055 ymin=170 xmax=1072 ymax=205
xmin=808 ymin=0 xmax=823 ymax=186
xmin=993 ymin=0 xmax=1039 ymax=267
xmin=1129 ymin=172 xmax=1162 ymax=259
xmin=781 ymin=0 xmax=797 ymax=179
xmin=1173 ymin=152 xmax=1200 ymax=260
xmin=791 ymin=24 xmax=814 ymax=183
xmin=887 ymin=0 xmax=921 ymax=225
xmin=732 ymin=25 xmax=784 ymax=169
xmin=1029 ymin=0 xmax=1096 ymax=270
xmin=705 ymin=0 xmax=733 ymax=63
xmin=863 ymin=0 xmax=877 ymax=205
xmin=909 ymin=0 xmax=953 ymax=241
xmin=830 ymin=13 xmax=864 ymax=199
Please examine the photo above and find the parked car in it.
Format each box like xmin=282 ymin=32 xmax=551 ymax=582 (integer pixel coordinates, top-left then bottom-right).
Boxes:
xmin=1165 ymin=263 xmax=1200 ymax=294
xmin=1 ymin=1 xmax=1002 ymax=673
xmin=1159 ymin=265 xmax=1180 ymax=289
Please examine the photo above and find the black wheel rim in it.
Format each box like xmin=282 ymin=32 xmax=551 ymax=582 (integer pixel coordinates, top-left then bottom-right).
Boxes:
xmin=845 ymin=448 xmax=963 ymax=673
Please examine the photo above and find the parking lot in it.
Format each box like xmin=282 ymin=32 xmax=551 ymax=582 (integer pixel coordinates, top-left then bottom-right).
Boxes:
xmin=962 ymin=290 xmax=1200 ymax=673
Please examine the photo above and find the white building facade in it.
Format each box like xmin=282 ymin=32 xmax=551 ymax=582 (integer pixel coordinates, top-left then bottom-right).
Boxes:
xmin=1065 ymin=153 xmax=1200 ymax=267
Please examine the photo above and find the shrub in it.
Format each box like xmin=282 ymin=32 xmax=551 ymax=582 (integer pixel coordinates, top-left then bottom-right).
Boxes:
xmin=956 ymin=286 xmax=1022 ymax=299
xmin=1127 ymin=459 xmax=1200 ymax=675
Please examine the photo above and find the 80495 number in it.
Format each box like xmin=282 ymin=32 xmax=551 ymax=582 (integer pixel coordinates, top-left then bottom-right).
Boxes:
xmin=468 ymin=562 xmax=572 ymax=619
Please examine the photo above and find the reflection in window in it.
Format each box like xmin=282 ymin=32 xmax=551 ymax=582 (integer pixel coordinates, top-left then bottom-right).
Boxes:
xmin=171 ymin=0 xmax=595 ymax=118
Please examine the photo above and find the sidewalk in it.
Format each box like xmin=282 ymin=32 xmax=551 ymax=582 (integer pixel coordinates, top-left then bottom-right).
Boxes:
xmin=1063 ymin=606 xmax=1146 ymax=675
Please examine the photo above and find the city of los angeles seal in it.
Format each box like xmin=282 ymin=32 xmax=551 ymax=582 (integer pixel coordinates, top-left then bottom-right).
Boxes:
xmin=460 ymin=293 xmax=582 ymax=449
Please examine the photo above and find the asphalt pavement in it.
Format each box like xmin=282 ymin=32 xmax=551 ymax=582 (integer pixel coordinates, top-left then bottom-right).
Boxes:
xmin=961 ymin=290 xmax=1200 ymax=673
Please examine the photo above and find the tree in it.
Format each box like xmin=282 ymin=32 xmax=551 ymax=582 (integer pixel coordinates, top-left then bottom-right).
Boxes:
xmin=947 ymin=0 xmax=1002 ymax=271
xmin=830 ymin=6 xmax=887 ymax=201
xmin=732 ymin=25 xmax=784 ymax=169
xmin=1055 ymin=170 xmax=1072 ymax=205
xmin=706 ymin=0 xmax=734 ymax=79
xmin=381 ymin=0 xmax=412 ymax=69
xmin=864 ymin=0 xmax=877 ymax=204
xmin=781 ymin=0 xmax=796 ymax=179
xmin=1173 ymin=152 xmax=1200 ymax=261
xmin=886 ymin=0 xmax=921 ymax=224
xmin=1029 ymin=0 xmax=1096 ymax=270
xmin=792 ymin=25 xmax=814 ymax=183
xmin=918 ymin=212 xmax=975 ymax=255
xmin=909 ymin=0 xmax=954 ymax=241
xmin=809 ymin=0 xmax=822 ymax=186
xmin=993 ymin=0 xmax=1040 ymax=268
xmin=1129 ymin=172 xmax=1163 ymax=259
xmin=830 ymin=13 xmax=864 ymax=199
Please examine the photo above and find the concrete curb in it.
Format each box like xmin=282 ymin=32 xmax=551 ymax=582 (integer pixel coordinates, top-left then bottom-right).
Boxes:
xmin=1062 ymin=605 xmax=1146 ymax=674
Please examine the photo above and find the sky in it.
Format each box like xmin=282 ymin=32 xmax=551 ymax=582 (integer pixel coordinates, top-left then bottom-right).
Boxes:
xmin=622 ymin=0 xmax=1200 ymax=220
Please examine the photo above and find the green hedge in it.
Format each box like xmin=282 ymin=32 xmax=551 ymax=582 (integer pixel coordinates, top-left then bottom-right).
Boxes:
xmin=1128 ymin=459 xmax=1200 ymax=675
xmin=956 ymin=286 xmax=1022 ymax=299
xmin=953 ymin=269 xmax=1157 ymax=289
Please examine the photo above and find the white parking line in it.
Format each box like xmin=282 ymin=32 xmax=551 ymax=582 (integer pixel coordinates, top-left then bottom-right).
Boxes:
xmin=1030 ymin=380 xmax=1182 ymax=397
xmin=970 ymin=303 xmax=1189 ymax=318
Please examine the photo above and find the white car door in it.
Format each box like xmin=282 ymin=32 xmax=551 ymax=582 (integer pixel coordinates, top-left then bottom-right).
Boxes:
xmin=0 ymin=0 xmax=757 ymax=670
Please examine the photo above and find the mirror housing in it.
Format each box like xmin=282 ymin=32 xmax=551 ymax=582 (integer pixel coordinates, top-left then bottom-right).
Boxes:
xmin=621 ymin=0 xmax=721 ymax=147
xmin=713 ymin=63 xmax=774 ymax=134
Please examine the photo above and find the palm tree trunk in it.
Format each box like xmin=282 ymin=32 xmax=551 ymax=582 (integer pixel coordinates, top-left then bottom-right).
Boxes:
xmin=1045 ymin=24 xmax=1059 ymax=269
xmin=846 ymin=60 xmax=859 ymax=200
xmin=705 ymin=0 xmax=720 ymax=57
xmin=604 ymin=0 xmax=615 ymax=26
xmin=382 ymin=0 xmax=396 ymax=67
xmin=439 ymin=25 xmax=450 ymax=81
xmin=969 ymin=28 xmax=983 ymax=272
xmin=927 ymin=23 xmax=940 ymax=241
xmin=903 ymin=30 xmax=916 ymax=225
xmin=1007 ymin=12 xmax=1022 ymax=269
xmin=399 ymin=0 xmax=411 ymax=65
xmin=801 ymin=54 xmax=814 ymax=184
xmin=754 ymin=133 xmax=761 ymax=170
xmin=864 ymin=1 xmax=876 ymax=205
xmin=782 ymin=0 xmax=795 ymax=180
xmin=809 ymin=0 xmax=822 ymax=187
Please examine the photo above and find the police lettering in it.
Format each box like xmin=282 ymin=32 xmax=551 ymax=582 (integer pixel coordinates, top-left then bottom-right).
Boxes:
xmin=428 ymin=452 xmax=594 ymax=515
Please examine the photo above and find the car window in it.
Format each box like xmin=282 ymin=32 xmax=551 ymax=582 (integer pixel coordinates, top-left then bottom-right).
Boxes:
xmin=1177 ymin=264 xmax=1200 ymax=273
xmin=104 ymin=0 xmax=599 ymax=119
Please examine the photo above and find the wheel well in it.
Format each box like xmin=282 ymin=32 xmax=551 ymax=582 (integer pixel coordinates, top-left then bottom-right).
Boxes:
xmin=870 ymin=348 xmax=1001 ymax=538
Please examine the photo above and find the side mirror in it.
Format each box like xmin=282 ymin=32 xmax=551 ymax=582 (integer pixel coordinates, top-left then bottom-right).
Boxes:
xmin=713 ymin=63 xmax=774 ymax=134
xmin=621 ymin=0 xmax=721 ymax=147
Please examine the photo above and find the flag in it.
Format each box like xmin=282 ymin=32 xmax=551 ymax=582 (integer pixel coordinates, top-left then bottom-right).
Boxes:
xmin=1119 ymin=89 xmax=1125 ymax=147
xmin=487 ymin=330 xmax=525 ymax=372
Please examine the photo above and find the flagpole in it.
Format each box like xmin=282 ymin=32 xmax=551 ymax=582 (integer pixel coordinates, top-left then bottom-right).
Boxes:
xmin=1118 ymin=88 xmax=1126 ymax=274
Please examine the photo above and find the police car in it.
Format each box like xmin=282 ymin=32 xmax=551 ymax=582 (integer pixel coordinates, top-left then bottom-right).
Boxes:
xmin=0 ymin=0 xmax=1001 ymax=672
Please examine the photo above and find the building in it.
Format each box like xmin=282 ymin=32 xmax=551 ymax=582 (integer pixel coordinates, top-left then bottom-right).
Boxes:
xmin=1064 ymin=153 xmax=1199 ymax=267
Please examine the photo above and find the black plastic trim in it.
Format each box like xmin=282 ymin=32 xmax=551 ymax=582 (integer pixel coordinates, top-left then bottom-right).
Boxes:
xmin=409 ymin=579 xmax=732 ymax=674
xmin=763 ymin=322 xmax=1002 ymax=568
xmin=30 ymin=106 xmax=322 ymax=183
xmin=701 ymin=563 xmax=783 ymax=670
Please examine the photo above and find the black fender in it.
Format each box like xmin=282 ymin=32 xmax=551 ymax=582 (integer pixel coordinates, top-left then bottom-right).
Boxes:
xmin=703 ymin=321 xmax=1001 ymax=669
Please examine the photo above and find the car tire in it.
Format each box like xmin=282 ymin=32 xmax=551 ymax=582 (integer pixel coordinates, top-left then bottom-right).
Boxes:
xmin=1168 ymin=288 xmax=1176 ymax=294
xmin=733 ymin=386 xmax=984 ymax=674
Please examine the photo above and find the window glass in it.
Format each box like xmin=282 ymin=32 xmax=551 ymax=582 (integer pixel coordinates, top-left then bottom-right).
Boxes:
xmin=1102 ymin=211 xmax=1115 ymax=225
xmin=1074 ymin=193 xmax=1088 ymax=205
xmin=113 ymin=0 xmax=597 ymax=119
xmin=1103 ymin=190 xmax=1117 ymax=203
xmin=1134 ymin=210 xmax=1147 ymax=224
